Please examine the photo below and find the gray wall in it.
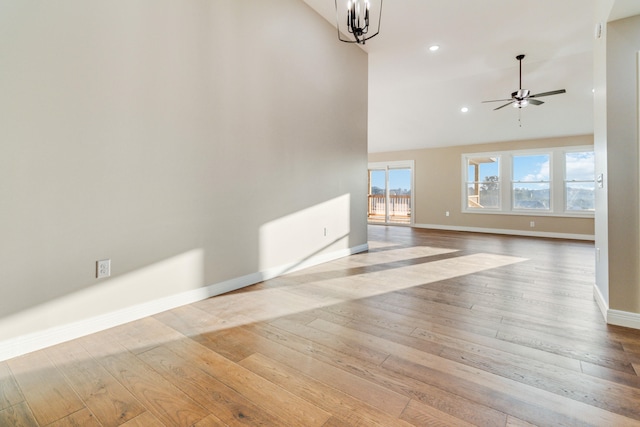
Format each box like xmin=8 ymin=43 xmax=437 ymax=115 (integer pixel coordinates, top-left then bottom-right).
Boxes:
xmin=0 ymin=1 xmax=368 ymax=346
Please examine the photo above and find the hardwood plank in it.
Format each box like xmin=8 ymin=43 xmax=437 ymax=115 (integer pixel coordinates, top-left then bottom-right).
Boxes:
xmin=0 ymin=361 xmax=23 ymax=411
xmin=495 ymin=324 xmax=635 ymax=373
xmin=108 ymin=316 xmax=187 ymax=355
xmin=46 ymin=339 xmax=145 ymax=427
xmin=320 ymin=415 xmax=363 ymax=427
xmin=378 ymin=292 xmax=504 ymax=330
xmin=154 ymin=304 xmax=270 ymax=363
xmin=334 ymin=304 xmax=582 ymax=374
xmin=438 ymin=345 xmax=640 ymax=419
xmin=46 ymin=408 xmax=101 ymax=427
xmin=505 ymin=415 xmax=539 ymax=427
xmin=580 ymin=360 xmax=640 ymax=388
xmin=240 ymin=353 xmax=408 ymax=426
xmin=162 ymin=338 xmax=332 ymax=427
xmin=119 ymin=411 xmax=167 ymax=427
xmin=383 ymin=355 xmax=640 ymax=426
xmin=138 ymin=344 xmax=294 ymax=426
xmin=193 ymin=414 xmax=230 ymax=427
xmin=399 ymin=399 xmax=476 ymax=427
xmin=402 ymin=277 xmax=598 ymax=316
xmin=411 ymin=323 xmax=582 ymax=372
xmin=242 ymin=322 xmax=509 ymax=426
xmin=0 ymin=401 xmax=38 ymax=427
xmin=310 ymin=320 xmax=612 ymax=419
xmin=93 ymin=346 xmax=209 ymax=427
xmin=268 ymin=317 xmax=392 ymax=366
xmin=7 ymin=350 xmax=84 ymax=426
xmin=308 ymin=317 xmax=444 ymax=362
xmin=499 ymin=314 xmax=616 ymax=345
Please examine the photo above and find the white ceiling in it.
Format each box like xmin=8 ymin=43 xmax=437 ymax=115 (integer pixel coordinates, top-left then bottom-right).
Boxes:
xmin=303 ymin=0 xmax=640 ymax=153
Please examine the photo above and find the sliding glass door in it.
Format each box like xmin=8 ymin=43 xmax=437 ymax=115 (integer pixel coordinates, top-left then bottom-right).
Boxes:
xmin=368 ymin=161 xmax=414 ymax=225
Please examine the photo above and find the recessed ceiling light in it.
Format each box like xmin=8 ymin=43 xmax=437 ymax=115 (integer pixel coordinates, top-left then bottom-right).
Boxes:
xmin=461 ymin=107 xmax=469 ymax=113
xmin=429 ymin=45 xmax=440 ymax=52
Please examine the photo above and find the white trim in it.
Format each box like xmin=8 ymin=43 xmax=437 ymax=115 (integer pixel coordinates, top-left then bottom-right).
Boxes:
xmin=460 ymin=210 xmax=594 ymax=219
xmin=0 ymin=243 xmax=368 ymax=362
xmin=368 ymin=160 xmax=414 ymax=169
xmin=607 ymin=309 xmax=640 ymax=330
xmin=462 ymin=145 xmax=595 ymax=217
xmin=414 ymin=223 xmax=595 ymax=241
xmin=368 ymin=160 xmax=415 ymax=226
xmin=593 ymin=283 xmax=608 ymax=322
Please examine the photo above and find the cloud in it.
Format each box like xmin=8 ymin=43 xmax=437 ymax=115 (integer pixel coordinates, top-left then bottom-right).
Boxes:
xmin=522 ymin=159 xmax=550 ymax=181
xmin=566 ymin=152 xmax=595 ymax=181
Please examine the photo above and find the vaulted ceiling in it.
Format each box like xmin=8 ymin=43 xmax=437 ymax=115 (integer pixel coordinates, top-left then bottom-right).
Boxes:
xmin=303 ymin=0 xmax=640 ymax=152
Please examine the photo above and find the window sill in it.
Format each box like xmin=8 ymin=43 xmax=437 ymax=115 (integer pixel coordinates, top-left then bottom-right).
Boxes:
xmin=462 ymin=209 xmax=594 ymax=219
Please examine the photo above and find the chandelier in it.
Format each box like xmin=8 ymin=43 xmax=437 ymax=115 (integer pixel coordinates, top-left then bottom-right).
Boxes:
xmin=334 ymin=0 xmax=383 ymax=45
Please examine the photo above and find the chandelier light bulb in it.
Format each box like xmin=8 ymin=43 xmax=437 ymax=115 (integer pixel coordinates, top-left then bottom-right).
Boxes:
xmin=335 ymin=0 xmax=382 ymax=45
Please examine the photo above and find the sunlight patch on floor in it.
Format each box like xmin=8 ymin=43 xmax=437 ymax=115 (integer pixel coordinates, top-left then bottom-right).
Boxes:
xmin=196 ymin=245 xmax=528 ymax=331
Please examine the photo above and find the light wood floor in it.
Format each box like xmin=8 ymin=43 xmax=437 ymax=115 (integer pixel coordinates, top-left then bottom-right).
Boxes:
xmin=2 ymin=226 xmax=640 ymax=426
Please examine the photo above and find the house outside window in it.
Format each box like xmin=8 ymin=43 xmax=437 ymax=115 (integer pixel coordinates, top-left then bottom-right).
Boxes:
xmin=462 ymin=146 xmax=594 ymax=217
xmin=465 ymin=156 xmax=500 ymax=209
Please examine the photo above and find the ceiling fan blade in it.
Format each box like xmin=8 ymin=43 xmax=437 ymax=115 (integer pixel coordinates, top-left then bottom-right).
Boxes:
xmin=482 ymin=99 xmax=513 ymax=103
xmin=494 ymin=101 xmax=515 ymax=110
xmin=528 ymin=99 xmax=544 ymax=106
xmin=530 ymin=89 xmax=566 ymax=98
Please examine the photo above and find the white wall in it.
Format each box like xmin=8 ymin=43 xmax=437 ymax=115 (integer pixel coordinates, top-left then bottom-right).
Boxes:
xmin=0 ymin=0 xmax=368 ymax=359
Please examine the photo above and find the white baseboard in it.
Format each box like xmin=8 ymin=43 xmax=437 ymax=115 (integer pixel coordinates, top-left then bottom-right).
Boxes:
xmin=607 ymin=309 xmax=640 ymax=330
xmin=414 ymin=223 xmax=595 ymax=241
xmin=593 ymin=283 xmax=608 ymax=322
xmin=0 ymin=243 xmax=368 ymax=362
xmin=592 ymin=283 xmax=640 ymax=330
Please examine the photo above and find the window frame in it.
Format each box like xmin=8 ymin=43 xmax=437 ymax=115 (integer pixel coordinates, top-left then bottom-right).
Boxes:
xmin=464 ymin=155 xmax=502 ymax=211
xmin=461 ymin=146 xmax=594 ymax=218
xmin=511 ymin=153 xmax=552 ymax=212
xmin=368 ymin=160 xmax=415 ymax=226
xmin=563 ymin=149 xmax=596 ymax=213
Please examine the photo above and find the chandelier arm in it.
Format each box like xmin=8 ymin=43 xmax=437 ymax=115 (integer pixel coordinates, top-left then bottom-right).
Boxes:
xmin=335 ymin=0 xmax=383 ymax=45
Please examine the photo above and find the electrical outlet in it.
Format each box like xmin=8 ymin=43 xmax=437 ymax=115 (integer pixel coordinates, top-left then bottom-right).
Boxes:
xmin=530 ymin=221 xmax=535 ymax=228
xmin=96 ymin=259 xmax=111 ymax=279
xmin=445 ymin=211 xmax=450 ymax=217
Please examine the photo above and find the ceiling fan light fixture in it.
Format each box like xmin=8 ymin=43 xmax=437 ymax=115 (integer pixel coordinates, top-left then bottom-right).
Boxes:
xmin=482 ymin=54 xmax=566 ymax=113
xmin=513 ymin=99 xmax=529 ymax=108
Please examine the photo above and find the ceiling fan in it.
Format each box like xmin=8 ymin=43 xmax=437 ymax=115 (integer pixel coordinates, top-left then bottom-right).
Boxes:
xmin=483 ymin=54 xmax=566 ymax=110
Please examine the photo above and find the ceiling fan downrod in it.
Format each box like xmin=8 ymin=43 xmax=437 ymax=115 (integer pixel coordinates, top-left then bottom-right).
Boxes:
xmin=517 ymin=54 xmax=525 ymax=89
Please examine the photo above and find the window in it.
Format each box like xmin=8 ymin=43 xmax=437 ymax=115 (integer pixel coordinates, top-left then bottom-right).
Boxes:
xmin=512 ymin=154 xmax=550 ymax=210
xmin=462 ymin=146 xmax=594 ymax=217
xmin=565 ymin=151 xmax=595 ymax=212
xmin=465 ymin=156 xmax=500 ymax=209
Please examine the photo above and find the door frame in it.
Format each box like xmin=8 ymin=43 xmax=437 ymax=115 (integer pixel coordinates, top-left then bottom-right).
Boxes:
xmin=368 ymin=160 xmax=415 ymax=226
